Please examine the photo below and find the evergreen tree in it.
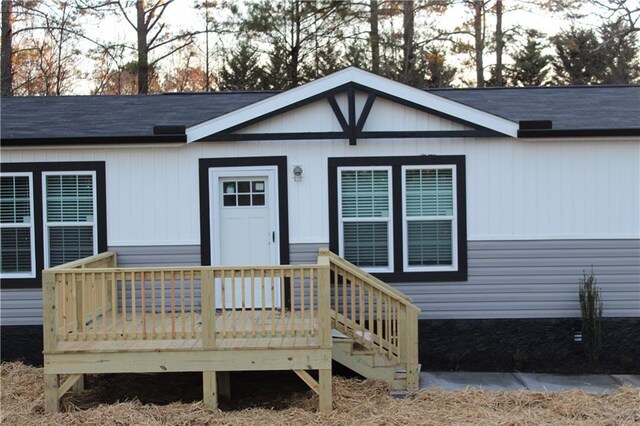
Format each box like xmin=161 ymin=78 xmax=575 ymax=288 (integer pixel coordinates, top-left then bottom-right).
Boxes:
xmin=599 ymin=21 xmax=640 ymax=84
xmin=241 ymin=0 xmax=348 ymax=89
xmin=343 ymin=41 xmax=371 ymax=70
xmin=551 ymin=27 xmax=607 ymax=85
xmin=218 ymin=38 xmax=266 ymax=91
xmin=313 ymin=42 xmax=345 ymax=78
xmin=507 ymin=30 xmax=552 ymax=86
xmin=420 ymin=48 xmax=457 ymax=88
xmin=262 ymin=41 xmax=292 ymax=90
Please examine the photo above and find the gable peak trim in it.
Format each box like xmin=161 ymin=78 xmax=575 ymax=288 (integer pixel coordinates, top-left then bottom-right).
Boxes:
xmin=186 ymin=67 xmax=519 ymax=142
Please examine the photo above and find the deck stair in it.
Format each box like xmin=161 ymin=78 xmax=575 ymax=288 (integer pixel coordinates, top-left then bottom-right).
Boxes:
xmin=323 ymin=251 xmax=421 ymax=392
xmin=332 ymin=332 xmax=411 ymax=390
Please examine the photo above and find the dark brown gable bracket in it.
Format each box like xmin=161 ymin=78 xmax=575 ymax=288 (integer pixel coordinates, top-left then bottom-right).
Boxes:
xmin=198 ymin=82 xmax=501 ymax=143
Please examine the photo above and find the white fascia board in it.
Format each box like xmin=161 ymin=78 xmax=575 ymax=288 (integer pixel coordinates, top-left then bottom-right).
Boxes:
xmin=186 ymin=67 xmax=519 ymax=142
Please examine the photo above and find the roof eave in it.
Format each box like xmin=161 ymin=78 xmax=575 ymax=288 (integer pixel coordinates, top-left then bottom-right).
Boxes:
xmin=0 ymin=135 xmax=188 ymax=147
xmin=517 ymin=128 xmax=640 ymax=138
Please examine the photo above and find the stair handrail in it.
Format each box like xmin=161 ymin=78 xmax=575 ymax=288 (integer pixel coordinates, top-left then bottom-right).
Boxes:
xmin=319 ymin=249 xmax=420 ymax=390
xmin=319 ymin=249 xmax=419 ymax=312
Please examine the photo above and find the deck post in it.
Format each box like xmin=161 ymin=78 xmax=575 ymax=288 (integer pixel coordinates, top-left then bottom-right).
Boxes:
xmin=317 ymin=251 xmax=332 ymax=348
xmin=202 ymin=371 xmax=218 ymax=409
xmin=44 ymin=374 xmax=59 ymax=413
xmin=71 ymin=374 xmax=84 ymax=392
xmin=318 ymin=369 xmax=332 ymax=412
xmin=42 ymin=271 xmax=58 ymax=354
xmin=201 ymin=268 xmax=216 ymax=349
xmin=217 ymin=371 xmax=231 ymax=399
xmin=72 ymin=375 xmax=85 ymax=392
xmin=405 ymin=307 xmax=420 ymax=390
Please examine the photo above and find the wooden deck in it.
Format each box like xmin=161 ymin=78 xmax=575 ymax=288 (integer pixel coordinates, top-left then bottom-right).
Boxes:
xmin=41 ymin=250 xmax=420 ymax=414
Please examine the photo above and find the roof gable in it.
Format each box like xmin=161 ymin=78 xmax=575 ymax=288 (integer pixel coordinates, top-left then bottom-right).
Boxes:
xmin=186 ymin=67 xmax=519 ymax=143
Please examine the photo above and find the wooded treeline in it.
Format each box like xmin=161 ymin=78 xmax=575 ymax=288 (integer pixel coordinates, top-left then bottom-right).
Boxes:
xmin=1 ymin=0 xmax=639 ymax=96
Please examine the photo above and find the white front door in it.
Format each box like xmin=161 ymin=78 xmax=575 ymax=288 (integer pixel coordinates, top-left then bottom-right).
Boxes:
xmin=210 ymin=167 xmax=281 ymax=308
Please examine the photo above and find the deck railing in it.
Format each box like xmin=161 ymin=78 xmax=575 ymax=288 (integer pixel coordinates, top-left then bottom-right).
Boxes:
xmin=42 ymin=253 xmax=331 ymax=351
xmin=323 ymin=249 xmax=420 ymax=389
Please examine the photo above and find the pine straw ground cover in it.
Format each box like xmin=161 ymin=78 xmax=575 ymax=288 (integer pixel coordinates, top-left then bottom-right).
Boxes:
xmin=1 ymin=362 xmax=639 ymax=425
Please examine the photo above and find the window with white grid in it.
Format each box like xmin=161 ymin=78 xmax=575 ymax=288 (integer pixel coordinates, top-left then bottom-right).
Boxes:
xmin=402 ymin=166 xmax=457 ymax=271
xmin=0 ymin=173 xmax=35 ymax=278
xmin=338 ymin=167 xmax=393 ymax=272
xmin=43 ymin=172 xmax=97 ymax=268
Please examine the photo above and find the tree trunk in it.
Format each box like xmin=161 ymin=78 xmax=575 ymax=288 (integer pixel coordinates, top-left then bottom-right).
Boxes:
xmin=495 ymin=0 xmax=503 ymax=86
xmin=136 ymin=0 xmax=149 ymax=94
xmin=290 ymin=0 xmax=301 ymax=87
xmin=204 ymin=3 xmax=210 ymax=91
xmin=474 ymin=0 xmax=484 ymax=87
xmin=402 ymin=0 xmax=415 ymax=84
xmin=370 ymin=0 xmax=379 ymax=73
xmin=1 ymin=0 xmax=13 ymax=96
xmin=54 ymin=2 xmax=68 ymax=96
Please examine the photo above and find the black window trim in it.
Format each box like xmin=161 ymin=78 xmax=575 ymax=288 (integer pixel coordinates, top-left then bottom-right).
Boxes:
xmin=0 ymin=162 xmax=107 ymax=289
xmin=328 ymin=155 xmax=467 ymax=282
xmin=198 ymin=156 xmax=290 ymax=267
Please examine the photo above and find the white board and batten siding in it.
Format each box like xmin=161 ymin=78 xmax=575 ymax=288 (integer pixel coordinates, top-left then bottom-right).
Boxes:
xmin=6 ymin=138 xmax=637 ymax=245
xmin=2 ymin=100 xmax=639 ymax=323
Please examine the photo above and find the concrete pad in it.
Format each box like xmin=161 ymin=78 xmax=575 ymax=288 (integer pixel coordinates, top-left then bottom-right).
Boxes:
xmin=514 ymin=373 xmax=620 ymax=393
xmin=611 ymin=375 xmax=640 ymax=387
xmin=420 ymin=371 xmax=526 ymax=392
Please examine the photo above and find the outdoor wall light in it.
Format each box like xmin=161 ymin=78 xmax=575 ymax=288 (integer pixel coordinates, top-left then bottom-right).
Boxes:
xmin=293 ymin=165 xmax=303 ymax=182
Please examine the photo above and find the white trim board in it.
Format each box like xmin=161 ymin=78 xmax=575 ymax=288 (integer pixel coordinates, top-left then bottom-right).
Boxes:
xmin=186 ymin=67 xmax=519 ymax=142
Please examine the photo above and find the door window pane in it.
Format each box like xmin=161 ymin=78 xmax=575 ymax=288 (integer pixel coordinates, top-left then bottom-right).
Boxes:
xmin=221 ymin=180 xmax=267 ymax=207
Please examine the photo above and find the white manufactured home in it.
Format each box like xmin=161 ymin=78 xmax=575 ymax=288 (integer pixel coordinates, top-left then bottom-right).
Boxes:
xmin=1 ymin=68 xmax=639 ymax=408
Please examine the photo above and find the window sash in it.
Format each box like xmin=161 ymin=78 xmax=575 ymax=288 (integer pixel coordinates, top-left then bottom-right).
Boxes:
xmin=43 ymin=171 xmax=98 ymax=268
xmin=0 ymin=173 xmax=36 ymax=278
xmin=402 ymin=165 xmax=458 ymax=272
xmin=338 ymin=166 xmax=393 ymax=272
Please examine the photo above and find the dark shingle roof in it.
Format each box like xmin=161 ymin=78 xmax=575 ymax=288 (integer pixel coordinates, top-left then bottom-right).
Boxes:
xmin=430 ymin=85 xmax=640 ymax=131
xmin=1 ymin=85 xmax=638 ymax=142
xmin=1 ymin=92 xmax=277 ymax=140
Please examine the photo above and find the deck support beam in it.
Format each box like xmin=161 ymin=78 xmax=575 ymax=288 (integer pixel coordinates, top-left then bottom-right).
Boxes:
xmin=44 ymin=374 xmax=60 ymax=413
xmin=202 ymin=371 xmax=218 ymax=409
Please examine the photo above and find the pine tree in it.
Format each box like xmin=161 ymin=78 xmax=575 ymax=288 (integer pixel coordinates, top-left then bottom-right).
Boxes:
xmin=507 ymin=30 xmax=552 ymax=86
xmin=423 ymin=49 xmax=457 ymax=88
xmin=218 ymin=39 xmax=266 ymax=91
xmin=551 ymin=27 xmax=607 ymax=85
xmin=599 ymin=21 xmax=640 ymax=84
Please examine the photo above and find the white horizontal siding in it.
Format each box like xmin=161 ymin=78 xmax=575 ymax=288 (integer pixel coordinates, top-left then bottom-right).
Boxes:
xmin=2 ymin=137 xmax=639 ymax=245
